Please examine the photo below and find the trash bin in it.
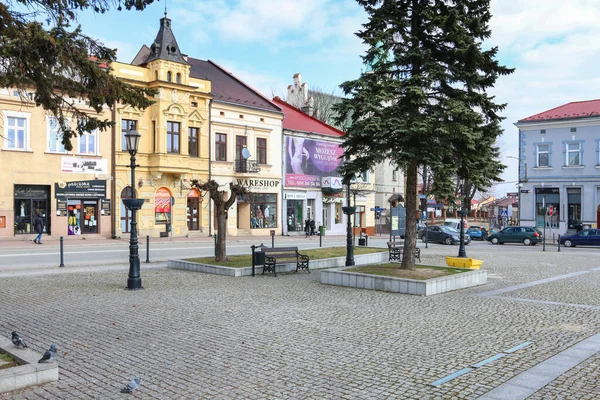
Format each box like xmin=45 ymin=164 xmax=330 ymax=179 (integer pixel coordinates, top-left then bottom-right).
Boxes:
xmin=319 ymin=226 xmax=325 ymax=236
xmin=358 ymin=237 xmax=366 ymax=246
xmin=252 ymin=244 xmax=266 ymax=265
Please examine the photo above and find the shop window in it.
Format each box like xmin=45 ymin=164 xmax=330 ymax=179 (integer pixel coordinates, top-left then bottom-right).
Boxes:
xmin=187 ymin=189 xmax=200 ymax=230
xmin=155 ymin=187 xmax=172 ymax=225
xmin=121 ymin=119 xmax=137 ymax=151
xmin=249 ymin=193 xmax=277 ymax=229
xmin=167 ymin=121 xmax=180 ymax=153
xmin=335 ymin=202 xmax=342 ymax=224
xmin=4 ymin=112 xmax=30 ymax=151
xmin=535 ymin=189 xmax=559 ymax=228
xmin=188 ymin=127 xmax=199 ymax=157
xmin=47 ymin=117 xmax=68 ymax=153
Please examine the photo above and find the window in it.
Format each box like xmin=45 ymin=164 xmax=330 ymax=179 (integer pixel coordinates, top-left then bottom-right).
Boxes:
xmin=188 ymin=127 xmax=199 ymax=157
xmin=392 ymin=170 xmax=398 ymax=181
xmin=47 ymin=117 xmax=67 ymax=153
xmin=236 ymin=135 xmax=247 ymax=160
xmin=167 ymin=121 xmax=180 ymax=153
xmin=78 ymin=130 xmax=98 ymax=155
xmin=4 ymin=113 xmax=29 ymax=150
xmin=121 ymin=119 xmax=137 ymax=151
xmin=566 ymin=142 xmax=581 ymax=166
xmin=537 ymin=144 xmax=549 ymax=167
xmin=335 ymin=202 xmax=342 ymax=224
xmin=257 ymin=138 xmax=267 ymax=164
xmin=215 ymin=133 xmax=227 ymax=161
xmin=167 ymin=71 xmax=172 ymax=82
xmin=176 ymin=73 xmax=181 ymax=84
xmin=249 ymin=194 xmax=277 ymax=229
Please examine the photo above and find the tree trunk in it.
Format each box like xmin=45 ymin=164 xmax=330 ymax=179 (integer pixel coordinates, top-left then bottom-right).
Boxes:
xmin=215 ymin=204 xmax=228 ymax=261
xmin=401 ymin=160 xmax=418 ymax=270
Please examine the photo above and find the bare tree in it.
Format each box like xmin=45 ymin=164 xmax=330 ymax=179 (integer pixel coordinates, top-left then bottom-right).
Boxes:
xmin=286 ymin=86 xmax=351 ymax=130
xmin=190 ymin=180 xmax=248 ymax=261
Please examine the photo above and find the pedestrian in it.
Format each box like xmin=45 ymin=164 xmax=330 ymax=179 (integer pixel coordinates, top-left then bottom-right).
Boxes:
xmin=33 ymin=212 xmax=44 ymax=244
xmin=309 ymin=219 xmax=316 ymax=236
xmin=304 ymin=218 xmax=310 ymax=238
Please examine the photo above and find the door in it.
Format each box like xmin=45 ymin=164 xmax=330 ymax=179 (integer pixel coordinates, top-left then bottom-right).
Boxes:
xmin=82 ymin=201 xmax=98 ymax=233
xmin=187 ymin=197 xmax=199 ymax=230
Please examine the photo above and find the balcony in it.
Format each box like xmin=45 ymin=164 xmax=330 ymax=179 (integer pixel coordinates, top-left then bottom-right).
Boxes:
xmin=234 ymin=159 xmax=261 ymax=173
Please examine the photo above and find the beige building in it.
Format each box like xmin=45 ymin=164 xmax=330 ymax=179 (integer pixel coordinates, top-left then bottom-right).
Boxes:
xmin=0 ymin=88 xmax=113 ymax=240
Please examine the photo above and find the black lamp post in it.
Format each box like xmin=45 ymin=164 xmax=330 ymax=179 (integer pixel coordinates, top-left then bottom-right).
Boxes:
xmin=342 ymin=181 xmax=356 ymax=266
xmin=457 ymin=183 xmax=467 ymax=258
xmin=122 ymin=127 xmax=144 ymax=290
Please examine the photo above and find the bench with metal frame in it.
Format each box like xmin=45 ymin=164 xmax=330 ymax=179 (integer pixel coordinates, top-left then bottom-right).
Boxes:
xmin=386 ymin=242 xmax=421 ymax=263
xmin=262 ymin=247 xmax=310 ymax=277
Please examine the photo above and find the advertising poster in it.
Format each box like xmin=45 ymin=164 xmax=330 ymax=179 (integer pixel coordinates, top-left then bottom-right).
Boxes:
xmin=61 ymin=157 xmax=108 ymax=174
xmin=285 ymin=137 xmax=344 ymax=187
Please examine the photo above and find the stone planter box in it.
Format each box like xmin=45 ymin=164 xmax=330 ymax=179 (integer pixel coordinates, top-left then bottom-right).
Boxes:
xmin=320 ymin=267 xmax=487 ymax=296
xmin=0 ymin=337 xmax=59 ymax=394
xmin=168 ymin=251 xmax=388 ymax=277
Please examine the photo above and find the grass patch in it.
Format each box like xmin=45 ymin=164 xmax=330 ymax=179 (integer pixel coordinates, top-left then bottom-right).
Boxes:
xmin=346 ymin=264 xmax=468 ymax=280
xmin=0 ymin=352 xmax=18 ymax=370
xmin=185 ymin=246 xmax=385 ymax=268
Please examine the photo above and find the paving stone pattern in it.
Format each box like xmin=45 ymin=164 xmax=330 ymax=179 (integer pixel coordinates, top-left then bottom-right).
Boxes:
xmin=0 ymin=245 xmax=599 ymax=399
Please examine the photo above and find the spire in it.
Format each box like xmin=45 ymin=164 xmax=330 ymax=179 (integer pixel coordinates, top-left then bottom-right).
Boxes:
xmin=143 ymin=14 xmax=188 ymax=65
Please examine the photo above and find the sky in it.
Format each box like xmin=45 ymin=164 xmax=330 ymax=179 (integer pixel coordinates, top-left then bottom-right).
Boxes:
xmin=72 ymin=0 xmax=600 ymax=198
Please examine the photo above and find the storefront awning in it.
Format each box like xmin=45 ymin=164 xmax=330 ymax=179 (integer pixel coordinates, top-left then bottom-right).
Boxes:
xmin=388 ymin=194 xmax=404 ymax=203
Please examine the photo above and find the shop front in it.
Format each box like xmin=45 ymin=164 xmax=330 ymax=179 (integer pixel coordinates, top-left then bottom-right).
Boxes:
xmin=235 ymin=178 xmax=280 ymax=235
xmin=54 ymin=180 xmax=110 ymax=237
xmin=283 ymin=191 xmax=306 ymax=234
xmin=14 ymin=185 xmax=51 ymax=236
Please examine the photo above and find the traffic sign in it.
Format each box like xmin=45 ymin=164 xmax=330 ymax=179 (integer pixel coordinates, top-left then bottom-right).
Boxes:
xmin=548 ymin=205 xmax=554 ymax=216
xmin=500 ymin=209 xmax=508 ymax=217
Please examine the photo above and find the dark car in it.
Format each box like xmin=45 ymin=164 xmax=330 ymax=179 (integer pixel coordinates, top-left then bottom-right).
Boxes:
xmin=487 ymin=226 xmax=542 ymax=246
xmin=418 ymin=225 xmax=471 ymax=245
xmin=568 ymin=219 xmax=584 ymax=232
xmin=466 ymin=226 xmax=488 ymax=241
xmin=560 ymin=229 xmax=600 ymax=247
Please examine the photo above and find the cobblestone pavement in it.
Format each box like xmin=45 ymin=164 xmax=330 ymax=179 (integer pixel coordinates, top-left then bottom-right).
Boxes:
xmin=1 ymin=244 xmax=600 ymax=399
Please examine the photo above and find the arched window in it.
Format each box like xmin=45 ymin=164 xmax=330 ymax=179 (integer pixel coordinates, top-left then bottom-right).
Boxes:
xmin=176 ymin=73 xmax=181 ymax=84
xmin=166 ymin=71 xmax=172 ymax=82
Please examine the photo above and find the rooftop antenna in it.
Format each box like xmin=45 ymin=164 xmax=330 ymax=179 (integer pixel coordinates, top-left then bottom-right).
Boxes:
xmin=164 ymin=0 xmax=168 ymax=17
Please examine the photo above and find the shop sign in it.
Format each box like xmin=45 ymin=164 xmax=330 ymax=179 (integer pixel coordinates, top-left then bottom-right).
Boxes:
xmin=55 ymin=180 xmax=106 ymax=199
xmin=285 ymin=137 xmax=344 ymax=187
xmin=101 ymin=199 xmax=111 ymax=216
xmin=14 ymin=185 xmax=49 ymax=199
xmin=61 ymin=156 xmax=108 ymax=174
xmin=321 ymin=176 xmax=343 ymax=190
xmin=535 ymin=187 xmax=559 ymax=194
xmin=235 ymin=179 xmax=280 ymax=189
xmin=284 ymin=192 xmax=307 ymax=200
xmin=56 ymin=199 xmax=68 ymax=216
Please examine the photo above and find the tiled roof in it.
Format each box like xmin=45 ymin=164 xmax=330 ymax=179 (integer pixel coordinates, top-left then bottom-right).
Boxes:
xmin=188 ymin=58 xmax=281 ymax=113
xmin=272 ymin=97 xmax=345 ymax=137
xmin=518 ymin=99 xmax=600 ymax=122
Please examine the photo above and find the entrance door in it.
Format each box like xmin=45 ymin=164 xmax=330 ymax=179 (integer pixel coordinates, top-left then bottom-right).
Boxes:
xmin=83 ymin=201 xmax=98 ymax=233
xmin=187 ymin=197 xmax=199 ymax=230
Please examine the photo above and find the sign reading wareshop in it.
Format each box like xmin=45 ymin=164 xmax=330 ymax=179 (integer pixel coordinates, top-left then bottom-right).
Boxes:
xmin=235 ymin=179 xmax=280 ymax=189
xmin=54 ymin=180 xmax=107 ymax=199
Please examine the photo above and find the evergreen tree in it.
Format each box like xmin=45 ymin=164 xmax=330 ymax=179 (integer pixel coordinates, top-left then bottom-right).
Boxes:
xmin=335 ymin=0 xmax=513 ymax=269
xmin=0 ymin=0 xmax=157 ymax=150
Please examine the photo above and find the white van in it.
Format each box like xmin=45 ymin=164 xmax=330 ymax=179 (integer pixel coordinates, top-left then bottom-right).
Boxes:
xmin=443 ymin=218 xmax=467 ymax=230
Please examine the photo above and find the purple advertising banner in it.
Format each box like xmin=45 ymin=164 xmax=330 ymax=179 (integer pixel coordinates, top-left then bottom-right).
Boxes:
xmin=285 ymin=137 xmax=344 ymax=187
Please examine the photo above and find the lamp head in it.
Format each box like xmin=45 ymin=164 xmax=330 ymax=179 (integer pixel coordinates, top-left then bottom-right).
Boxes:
xmin=125 ymin=127 xmax=141 ymax=154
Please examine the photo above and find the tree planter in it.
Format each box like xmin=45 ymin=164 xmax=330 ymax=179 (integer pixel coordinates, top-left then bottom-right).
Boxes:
xmin=445 ymin=256 xmax=483 ymax=269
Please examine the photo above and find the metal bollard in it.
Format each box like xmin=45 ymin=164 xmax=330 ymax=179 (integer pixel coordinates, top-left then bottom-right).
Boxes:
xmin=558 ymin=234 xmax=561 ymax=252
xmin=271 ymin=235 xmax=274 ymax=248
xmin=59 ymin=236 xmax=65 ymax=268
xmin=251 ymin=245 xmax=256 ymax=277
xmin=543 ymin=233 xmax=546 ymax=252
xmin=214 ymin=234 xmax=217 ymax=257
xmin=145 ymin=235 xmax=150 ymax=263
xmin=366 ymin=235 xmax=369 ymax=247
xmin=319 ymin=232 xmax=322 ymax=247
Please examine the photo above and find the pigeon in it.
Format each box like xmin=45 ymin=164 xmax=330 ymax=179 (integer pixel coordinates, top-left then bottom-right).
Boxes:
xmin=38 ymin=344 xmax=57 ymax=363
xmin=120 ymin=377 xmax=141 ymax=394
xmin=11 ymin=331 xmax=28 ymax=349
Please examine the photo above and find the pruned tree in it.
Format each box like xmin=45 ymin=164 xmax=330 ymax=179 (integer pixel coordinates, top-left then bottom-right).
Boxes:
xmin=190 ymin=180 xmax=248 ymax=261
xmin=335 ymin=0 xmax=513 ymax=270
xmin=0 ymin=0 xmax=157 ymax=150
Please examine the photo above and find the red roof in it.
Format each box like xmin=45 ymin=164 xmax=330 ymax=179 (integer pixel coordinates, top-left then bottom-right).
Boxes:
xmin=272 ymin=97 xmax=345 ymax=138
xmin=519 ymin=99 xmax=600 ymax=122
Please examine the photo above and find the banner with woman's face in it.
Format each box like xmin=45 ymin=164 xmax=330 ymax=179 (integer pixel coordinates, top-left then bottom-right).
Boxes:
xmin=285 ymin=137 xmax=344 ymax=187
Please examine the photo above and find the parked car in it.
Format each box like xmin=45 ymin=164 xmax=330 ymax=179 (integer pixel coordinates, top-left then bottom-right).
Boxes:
xmin=443 ymin=218 xmax=468 ymax=231
xmin=418 ymin=225 xmax=471 ymax=245
xmin=559 ymin=229 xmax=600 ymax=247
xmin=467 ymin=226 xmax=488 ymax=241
xmin=487 ymin=226 xmax=542 ymax=245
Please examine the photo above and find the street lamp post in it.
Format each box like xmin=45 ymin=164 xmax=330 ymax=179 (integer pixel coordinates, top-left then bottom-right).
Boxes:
xmin=122 ymin=127 xmax=144 ymax=290
xmin=342 ymin=182 xmax=356 ymax=266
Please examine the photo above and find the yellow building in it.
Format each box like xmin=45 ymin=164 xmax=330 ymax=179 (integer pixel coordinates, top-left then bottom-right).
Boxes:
xmin=112 ymin=15 xmax=212 ymax=239
xmin=0 ymin=88 xmax=113 ymax=240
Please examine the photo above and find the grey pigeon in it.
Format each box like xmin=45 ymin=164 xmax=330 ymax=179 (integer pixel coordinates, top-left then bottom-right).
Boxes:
xmin=38 ymin=344 xmax=57 ymax=363
xmin=11 ymin=331 xmax=27 ymax=348
xmin=120 ymin=377 xmax=141 ymax=394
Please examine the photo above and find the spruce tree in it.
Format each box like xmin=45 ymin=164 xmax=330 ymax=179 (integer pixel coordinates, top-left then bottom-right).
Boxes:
xmin=0 ymin=0 xmax=157 ymax=150
xmin=335 ymin=0 xmax=513 ymax=269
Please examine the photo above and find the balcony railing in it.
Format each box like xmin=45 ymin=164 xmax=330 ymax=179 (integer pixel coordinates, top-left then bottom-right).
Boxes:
xmin=234 ymin=159 xmax=261 ymax=173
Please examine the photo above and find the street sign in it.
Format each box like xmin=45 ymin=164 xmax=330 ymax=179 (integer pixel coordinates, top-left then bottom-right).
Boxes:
xmin=500 ymin=209 xmax=508 ymax=217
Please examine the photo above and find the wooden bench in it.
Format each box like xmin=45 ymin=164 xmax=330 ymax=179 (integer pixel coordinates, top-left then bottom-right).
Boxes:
xmin=262 ymin=247 xmax=310 ymax=277
xmin=387 ymin=242 xmax=421 ymax=263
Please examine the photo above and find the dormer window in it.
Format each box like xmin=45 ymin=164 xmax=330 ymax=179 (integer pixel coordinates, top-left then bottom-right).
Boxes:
xmin=154 ymin=71 xmax=158 ymax=80
xmin=176 ymin=73 xmax=181 ymax=84
xmin=167 ymin=71 xmax=172 ymax=82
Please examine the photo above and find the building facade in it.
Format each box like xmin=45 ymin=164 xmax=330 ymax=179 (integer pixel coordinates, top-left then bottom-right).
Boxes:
xmin=188 ymin=59 xmax=284 ymax=236
xmin=515 ymin=99 xmax=600 ymax=234
xmin=0 ymin=88 xmax=113 ymax=239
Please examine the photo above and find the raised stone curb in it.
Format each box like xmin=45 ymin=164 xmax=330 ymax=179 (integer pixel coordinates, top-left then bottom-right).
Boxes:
xmin=0 ymin=337 xmax=59 ymax=394
xmin=320 ymin=267 xmax=487 ymax=296
xmin=168 ymin=251 xmax=388 ymax=276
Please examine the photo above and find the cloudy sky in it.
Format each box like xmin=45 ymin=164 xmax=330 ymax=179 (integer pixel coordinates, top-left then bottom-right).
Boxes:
xmin=77 ymin=0 xmax=600 ymax=196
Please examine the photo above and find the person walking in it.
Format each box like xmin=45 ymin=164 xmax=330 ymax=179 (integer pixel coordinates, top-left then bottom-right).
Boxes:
xmin=33 ymin=212 xmax=44 ymax=244
xmin=304 ymin=218 xmax=310 ymax=238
